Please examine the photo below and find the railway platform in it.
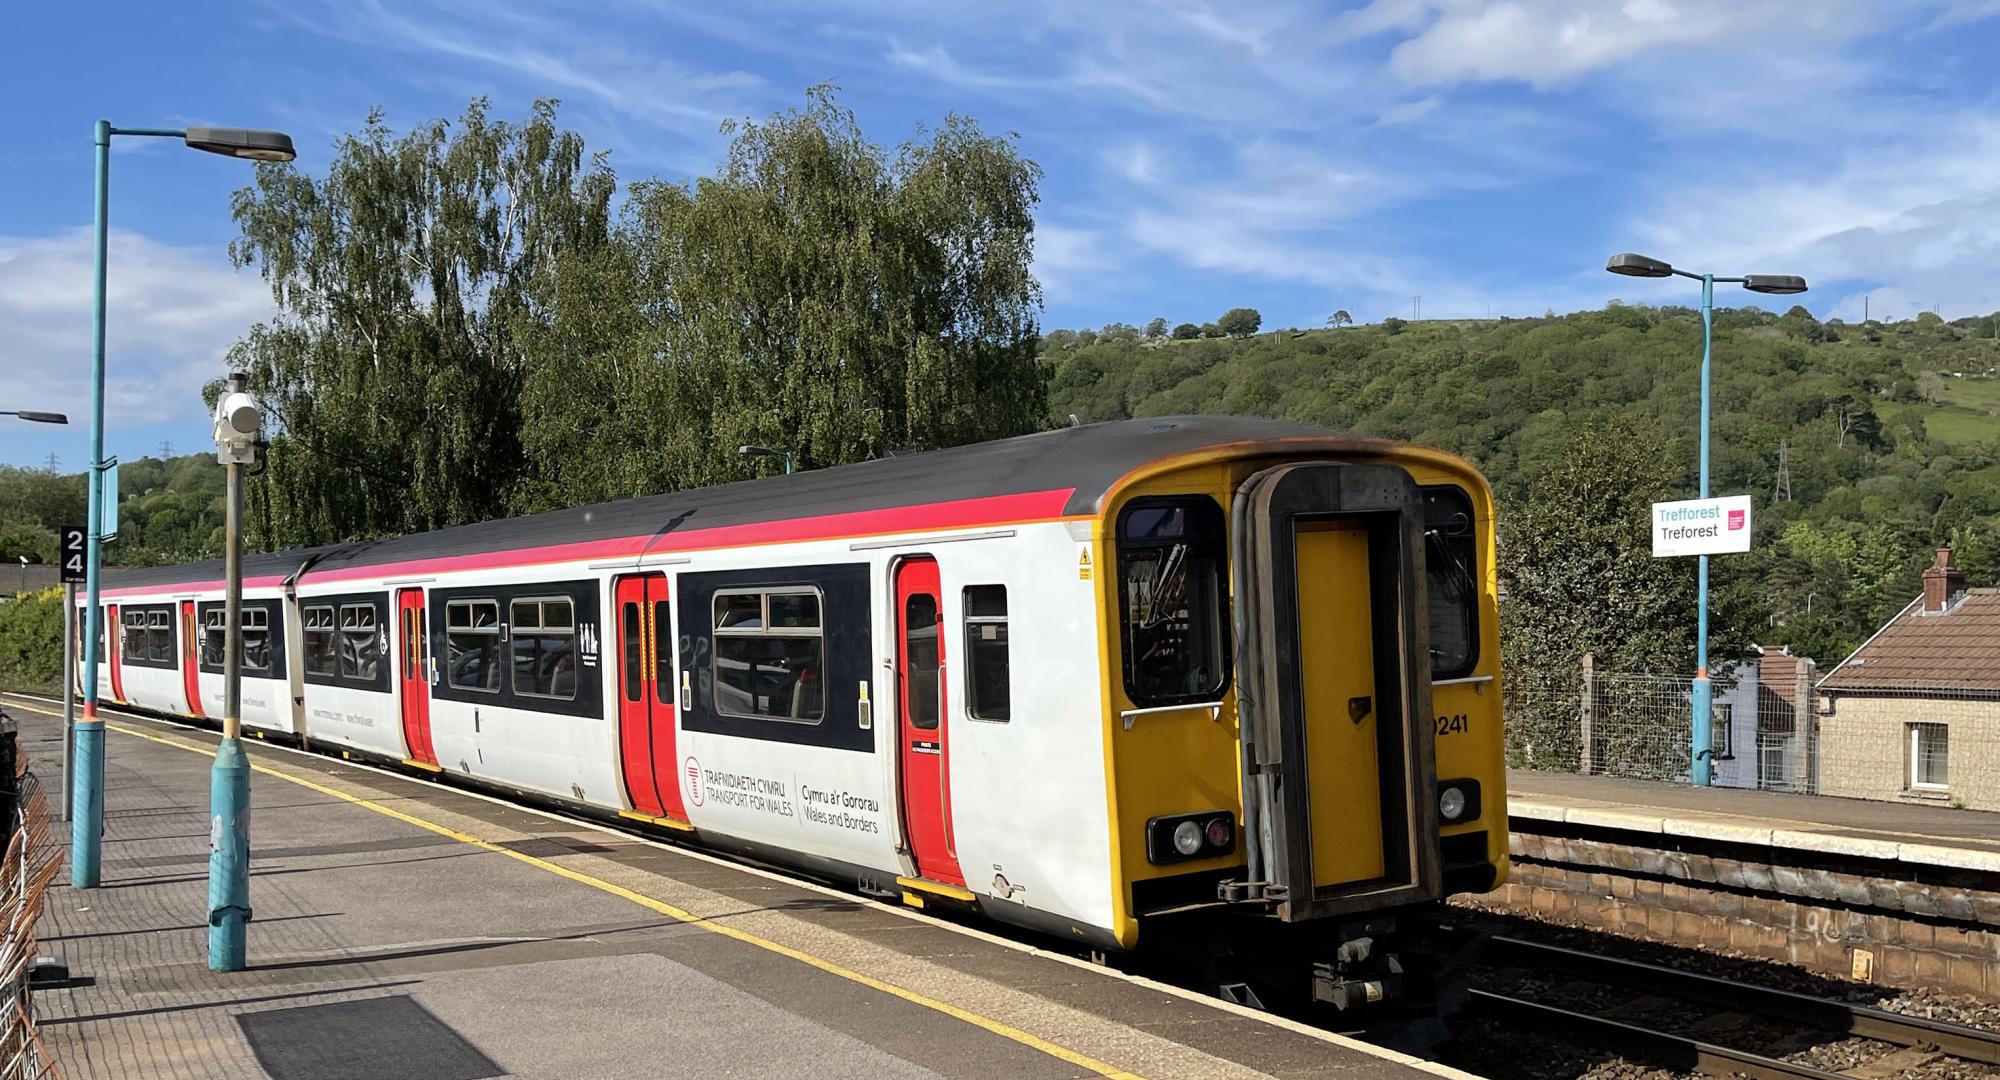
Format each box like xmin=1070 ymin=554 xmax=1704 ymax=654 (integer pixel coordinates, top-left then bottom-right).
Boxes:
xmin=3 ymin=693 xmax=1467 ymax=1080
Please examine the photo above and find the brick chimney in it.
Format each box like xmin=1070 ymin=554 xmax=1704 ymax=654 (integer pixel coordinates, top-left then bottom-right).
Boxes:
xmin=1923 ymin=547 xmax=1967 ymax=613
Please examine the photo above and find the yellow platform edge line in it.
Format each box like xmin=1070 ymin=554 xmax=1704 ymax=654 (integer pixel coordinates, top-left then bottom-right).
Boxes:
xmin=617 ymin=809 xmax=695 ymax=833
xmin=21 ymin=705 xmax=1143 ymax=1080
xmin=896 ymin=875 xmax=977 ymax=903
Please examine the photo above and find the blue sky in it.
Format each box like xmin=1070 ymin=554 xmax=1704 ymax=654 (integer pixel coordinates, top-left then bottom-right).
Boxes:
xmin=5 ymin=0 xmax=2000 ymax=469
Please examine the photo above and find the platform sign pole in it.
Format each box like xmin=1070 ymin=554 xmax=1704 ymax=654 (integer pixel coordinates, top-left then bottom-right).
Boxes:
xmin=207 ymin=374 xmax=258 ymax=972
xmin=1691 ymin=273 xmax=1715 ymax=789
xmin=60 ymin=581 xmax=75 ymax=823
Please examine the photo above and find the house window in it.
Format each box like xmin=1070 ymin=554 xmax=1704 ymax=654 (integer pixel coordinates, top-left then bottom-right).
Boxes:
xmin=446 ymin=600 xmax=502 ymax=692
xmin=712 ymin=588 xmax=825 ymax=723
xmin=1908 ymin=723 xmax=1949 ymax=792
xmin=1712 ymin=703 xmax=1733 ymax=761
xmin=963 ymin=585 xmax=1010 ymax=722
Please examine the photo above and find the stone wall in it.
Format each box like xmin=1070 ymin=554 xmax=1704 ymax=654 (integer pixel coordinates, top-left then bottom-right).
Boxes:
xmin=1819 ymin=695 xmax=2000 ymax=810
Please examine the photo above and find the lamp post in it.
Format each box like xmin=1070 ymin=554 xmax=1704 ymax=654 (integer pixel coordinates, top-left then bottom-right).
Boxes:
xmin=73 ymin=122 xmax=294 ymax=892
xmin=0 ymin=411 xmax=69 ymax=425
xmin=738 ymin=444 xmax=795 ymax=475
xmin=1605 ymin=253 xmax=1807 ymax=787
xmin=208 ymin=373 xmax=262 ymax=971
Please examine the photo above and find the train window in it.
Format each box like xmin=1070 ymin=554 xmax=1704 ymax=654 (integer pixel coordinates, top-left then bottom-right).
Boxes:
xmin=340 ymin=604 xmax=380 ymax=681
xmin=712 ymin=588 xmax=825 ymax=723
xmin=303 ymin=606 xmax=338 ymax=676
xmin=146 ymin=609 xmax=173 ymax=663
xmin=1421 ymin=486 xmax=1479 ymax=679
xmin=653 ymin=600 xmax=672 ymax=705
xmin=905 ymin=594 xmax=940 ymax=730
xmin=202 ymin=610 xmax=226 ymax=667
xmin=1117 ymin=498 xmax=1230 ymax=707
xmin=243 ymin=608 xmax=271 ymax=675
xmin=963 ymin=585 xmax=1010 ymax=722
xmin=511 ymin=598 xmax=577 ymax=700
xmin=621 ymin=603 xmax=642 ymax=701
xmin=121 ymin=610 xmax=146 ymax=662
xmin=446 ymin=600 xmax=501 ymax=692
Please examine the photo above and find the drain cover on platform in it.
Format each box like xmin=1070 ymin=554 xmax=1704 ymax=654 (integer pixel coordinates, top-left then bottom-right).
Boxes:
xmin=238 ymin=995 xmax=503 ymax=1080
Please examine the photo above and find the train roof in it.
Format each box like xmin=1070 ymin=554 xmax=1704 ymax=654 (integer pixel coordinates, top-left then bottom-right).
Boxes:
xmin=99 ymin=416 xmax=1384 ymax=592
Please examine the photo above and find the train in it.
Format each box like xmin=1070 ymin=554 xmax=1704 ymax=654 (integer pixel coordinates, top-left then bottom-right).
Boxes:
xmin=75 ymin=415 xmax=1507 ymax=1009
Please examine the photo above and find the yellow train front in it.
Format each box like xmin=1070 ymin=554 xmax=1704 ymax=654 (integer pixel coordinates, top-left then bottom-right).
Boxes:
xmin=1093 ymin=421 xmax=1506 ymax=1011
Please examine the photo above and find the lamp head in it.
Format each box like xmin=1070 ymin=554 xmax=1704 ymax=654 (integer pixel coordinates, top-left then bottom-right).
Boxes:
xmin=1744 ymin=274 xmax=1808 ymax=295
xmin=1606 ymin=252 xmax=1674 ymax=278
xmin=12 ymin=410 xmax=67 ymax=425
xmin=184 ymin=127 xmax=296 ymax=162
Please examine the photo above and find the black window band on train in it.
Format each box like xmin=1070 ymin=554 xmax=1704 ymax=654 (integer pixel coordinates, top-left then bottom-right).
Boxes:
xmin=428 ymin=580 xmax=603 ymax=719
xmin=117 ymin=604 xmax=177 ymax=670
xmin=196 ymin=599 xmax=288 ymax=679
xmin=298 ymin=591 xmax=392 ymax=694
xmin=678 ymin=564 xmax=874 ymax=753
xmin=1420 ymin=485 xmax=1480 ymax=680
xmin=1117 ymin=496 xmax=1231 ymax=708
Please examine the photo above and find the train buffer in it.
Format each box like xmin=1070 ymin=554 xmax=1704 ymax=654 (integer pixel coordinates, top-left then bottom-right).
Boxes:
xmin=12 ymin=695 xmax=1474 ymax=1080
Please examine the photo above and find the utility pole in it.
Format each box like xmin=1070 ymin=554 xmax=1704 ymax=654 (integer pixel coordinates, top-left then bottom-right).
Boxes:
xmin=1772 ymin=440 xmax=1792 ymax=503
xmin=158 ymin=440 xmax=173 ymax=459
xmin=43 ymin=453 xmax=58 ymax=473
xmin=1412 ymin=296 xmax=1422 ymax=321
xmin=207 ymin=372 xmax=261 ymax=972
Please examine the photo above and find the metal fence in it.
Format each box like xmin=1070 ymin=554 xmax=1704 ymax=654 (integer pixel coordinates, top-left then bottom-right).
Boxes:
xmin=1504 ymin=653 xmax=1821 ymax=794
xmin=0 ymin=723 xmax=62 ymax=1080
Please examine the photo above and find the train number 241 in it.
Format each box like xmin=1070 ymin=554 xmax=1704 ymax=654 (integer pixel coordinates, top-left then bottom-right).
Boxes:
xmin=1436 ymin=713 xmax=1470 ymax=736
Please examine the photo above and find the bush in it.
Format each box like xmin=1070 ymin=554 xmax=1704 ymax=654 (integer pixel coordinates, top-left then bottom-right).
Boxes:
xmin=0 ymin=586 xmax=64 ymax=694
xmin=1171 ymin=322 xmax=1200 ymax=340
xmin=1217 ymin=307 xmax=1262 ymax=337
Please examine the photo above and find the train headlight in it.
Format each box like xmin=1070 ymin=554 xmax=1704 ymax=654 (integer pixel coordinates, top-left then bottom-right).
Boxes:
xmin=1437 ymin=779 xmax=1481 ymax=824
xmin=1146 ymin=811 xmax=1238 ymax=864
xmin=1205 ymin=816 xmax=1233 ymax=849
xmin=1172 ymin=820 xmax=1204 ymax=856
xmin=1439 ymin=787 xmax=1466 ymax=822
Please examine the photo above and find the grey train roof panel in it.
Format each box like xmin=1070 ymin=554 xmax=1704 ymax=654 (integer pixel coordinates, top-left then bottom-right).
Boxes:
xmin=101 ymin=416 xmax=1368 ymax=589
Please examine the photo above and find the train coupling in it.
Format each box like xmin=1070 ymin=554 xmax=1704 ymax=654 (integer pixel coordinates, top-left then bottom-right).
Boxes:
xmin=1216 ymin=879 xmax=1286 ymax=905
xmin=1312 ymin=935 xmax=1405 ymax=1011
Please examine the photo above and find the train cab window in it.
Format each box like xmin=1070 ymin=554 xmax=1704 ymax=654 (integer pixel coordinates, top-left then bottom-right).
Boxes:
xmin=905 ymin=594 xmax=940 ymax=729
xmin=303 ymin=605 xmax=338 ymax=676
xmin=1117 ymin=498 xmax=1230 ymax=706
xmin=653 ymin=600 xmax=673 ymax=705
xmin=340 ymin=604 xmax=381 ymax=682
xmin=963 ymin=585 xmax=1010 ymax=722
xmin=712 ymin=588 xmax=825 ymax=723
xmin=447 ymin=600 xmax=502 ymax=692
xmin=511 ymin=597 xmax=576 ymax=700
xmin=1421 ymin=486 xmax=1479 ymax=678
xmin=121 ymin=610 xmax=146 ymax=662
xmin=146 ymin=610 xmax=172 ymax=662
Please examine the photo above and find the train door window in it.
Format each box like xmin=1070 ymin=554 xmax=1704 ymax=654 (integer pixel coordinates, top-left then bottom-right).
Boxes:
xmin=511 ymin=597 xmax=577 ymax=700
xmin=1117 ymin=498 xmax=1229 ymax=706
xmin=1421 ymin=486 xmax=1479 ymax=678
xmin=621 ymin=602 xmax=642 ymax=701
xmin=202 ymin=610 xmax=226 ymax=667
xmin=121 ymin=610 xmax=146 ymax=662
xmin=653 ymin=600 xmax=672 ymax=705
xmin=146 ymin=610 xmax=173 ymax=662
xmin=339 ymin=604 xmax=380 ymax=681
xmin=905 ymin=593 xmax=940 ymax=730
xmin=446 ymin=600 xmax=501 ymax=692
xmin=963 ymin=585 xmax=1010 ymax=722
xmin=303 ymin=605 xmax=338 ymax=676
xmin=402 ymin=609 xmax=416 ymax=680
xmin=712 ymin=588 xmax=825 ymax=723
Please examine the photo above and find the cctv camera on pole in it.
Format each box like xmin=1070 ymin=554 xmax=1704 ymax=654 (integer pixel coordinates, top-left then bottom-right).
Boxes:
xmin=208 ymin=372 xmax=261 ymax=972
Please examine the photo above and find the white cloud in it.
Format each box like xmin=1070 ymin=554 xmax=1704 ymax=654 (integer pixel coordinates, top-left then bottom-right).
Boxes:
xmin=1032 ymin=223 xmax=1112 ymax=304
xmin=0 ymin=229 xmax=270 ymax=432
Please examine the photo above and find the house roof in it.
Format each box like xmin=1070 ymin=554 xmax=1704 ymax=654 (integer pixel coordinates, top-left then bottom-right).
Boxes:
xmin=1819 ymin=589 xmax=2000 ymax=694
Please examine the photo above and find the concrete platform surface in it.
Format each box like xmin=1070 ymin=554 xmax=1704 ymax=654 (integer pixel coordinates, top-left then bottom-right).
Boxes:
xmin=1511 ymin=768 xmax=2000 ymax=871
xmin=5 ymin=693 xmax=1465 ymax=1080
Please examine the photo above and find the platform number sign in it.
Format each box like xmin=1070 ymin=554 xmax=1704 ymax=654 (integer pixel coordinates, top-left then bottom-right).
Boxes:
xmin=58 ymin=525 xmax=86 ymax=583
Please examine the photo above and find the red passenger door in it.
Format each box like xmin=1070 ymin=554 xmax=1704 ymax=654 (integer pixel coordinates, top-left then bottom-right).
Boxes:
xmin=896 ymin=557 xmax=962 ymax=886
xmin=105 ymin=603 xmax=125 ymax=703
xmin=615 ymin=573 xmax=684 ymax=822
xmin=180 ymin=600 xmax=203 ymax=717
xmin=397 ymin=588 xmax=437 ymax=767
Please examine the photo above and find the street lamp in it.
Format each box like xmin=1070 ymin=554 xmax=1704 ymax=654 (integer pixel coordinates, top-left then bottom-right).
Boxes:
xmin=0 ymin=411 xmax=69 ymax=424
xmin=1605 ymin=252 xmax=1808 ymax=788
xmin=207 ymin=372 xmax=262 ymax=972
xmin=738 ymin=444 xmax=795 ymax=475
xmin=73 ymin=121 xmax=295 ymax=896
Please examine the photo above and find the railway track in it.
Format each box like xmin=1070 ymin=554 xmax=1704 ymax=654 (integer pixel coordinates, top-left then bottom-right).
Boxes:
xmin=1468 ymin=935 xmax=2000 ymax=1080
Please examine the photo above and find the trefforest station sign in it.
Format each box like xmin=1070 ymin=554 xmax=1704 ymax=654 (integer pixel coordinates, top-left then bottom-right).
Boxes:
xmin=1651 ymin=495 xmax=1753 ymax=558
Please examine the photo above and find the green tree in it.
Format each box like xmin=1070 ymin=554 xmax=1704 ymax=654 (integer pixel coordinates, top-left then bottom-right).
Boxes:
xmin=227 ymin=99 xmax=617 ymax=547
xmin=1327 ymin=310 xmax=1352 ymax=329
xmin=1199 ymin=322 xmax=1223 ymax=339
xmin=1381 ymin=316 xmax=1407 ymax=335
xmin=1217 ymin=307 xmax=1262 ymax=337
xmin=1144 ymin=317 xmax=1169 ymax=340
xmin=1172 ymin=322 xmax=1200 ymax=340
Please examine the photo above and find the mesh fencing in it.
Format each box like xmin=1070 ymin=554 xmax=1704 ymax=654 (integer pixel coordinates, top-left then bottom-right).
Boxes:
xmin=0 ymin=749 xmax=62 ymax=1079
